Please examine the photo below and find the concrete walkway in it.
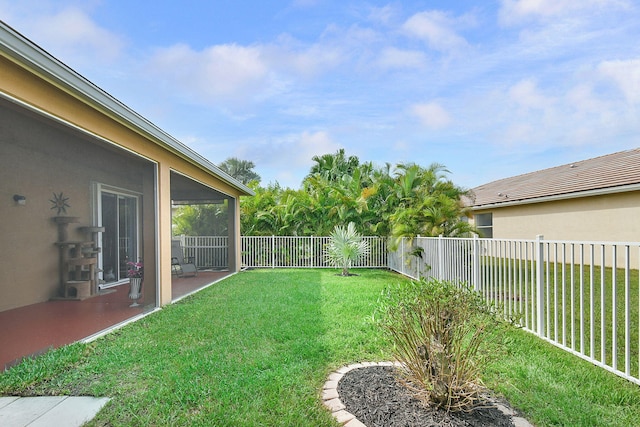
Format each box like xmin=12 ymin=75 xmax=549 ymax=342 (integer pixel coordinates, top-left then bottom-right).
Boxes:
xmin=0 ymin=396 xmax=109 ymax=427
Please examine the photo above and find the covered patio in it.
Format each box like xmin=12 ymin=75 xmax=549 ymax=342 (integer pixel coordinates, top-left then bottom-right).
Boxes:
xmin=0 ymin=271 xmax=231 ymax=371
xmin=0 ymin=23 xmax=252 ymax=372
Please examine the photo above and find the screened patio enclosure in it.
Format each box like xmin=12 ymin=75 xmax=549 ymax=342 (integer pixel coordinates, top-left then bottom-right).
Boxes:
xmin=170 ymin=171 xmax=235 ymax=272
xmin=0 ymin=103 xmax=237 ymax=370
xmin=0 ymin=21 xmax=252 ymax=371
xmin=0 ymin=96 xmax=158 ymax=370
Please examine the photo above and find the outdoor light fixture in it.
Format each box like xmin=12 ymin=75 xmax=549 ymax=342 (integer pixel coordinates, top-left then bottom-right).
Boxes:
xmin=13 ymin=194 xmax=26 ymax=205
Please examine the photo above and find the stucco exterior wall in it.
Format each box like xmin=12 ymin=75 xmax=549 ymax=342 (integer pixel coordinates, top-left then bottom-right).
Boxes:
xmin=476 ymin=192 xmax=640 ymax=242
xmin=472 ymin=191 xmax=640 ymax=269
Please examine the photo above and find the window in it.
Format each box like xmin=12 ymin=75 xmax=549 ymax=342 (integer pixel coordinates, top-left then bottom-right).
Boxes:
xmin=475 ymin=213 xmax=493 ymax=238
xmin=94 ymin=184 xmax=141 ymax=287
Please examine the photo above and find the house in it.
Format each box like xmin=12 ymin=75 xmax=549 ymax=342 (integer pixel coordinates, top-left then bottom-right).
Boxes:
xmin=468 ymin=148 xmax=640 ymax=242
xmin=0 ymin=22 xmax=253 ymax=367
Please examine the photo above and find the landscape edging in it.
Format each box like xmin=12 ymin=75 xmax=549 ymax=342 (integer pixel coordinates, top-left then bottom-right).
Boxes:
xmin=321 ymin=361 xmax=534 ymax=427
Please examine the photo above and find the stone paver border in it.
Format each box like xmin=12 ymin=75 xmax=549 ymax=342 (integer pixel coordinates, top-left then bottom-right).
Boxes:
xmin=322 ymin=362 xmax=534 ymax=427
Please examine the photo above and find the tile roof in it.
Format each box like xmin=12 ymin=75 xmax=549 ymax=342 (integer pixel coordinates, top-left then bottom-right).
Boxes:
xmin=470 ymin=148 xmax=640 ymax=208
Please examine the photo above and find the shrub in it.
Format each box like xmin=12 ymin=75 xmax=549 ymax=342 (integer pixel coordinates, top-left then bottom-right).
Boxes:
xmin=324 ymin=222 xmax=370 ymax=276
xmin=378 ymin=278 xmax=500 ymax=412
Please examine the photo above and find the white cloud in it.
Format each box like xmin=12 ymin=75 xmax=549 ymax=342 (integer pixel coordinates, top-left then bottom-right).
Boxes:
xmin=230 ymin=130 xmax=342 ymax=187
xmin=566 ymin=84 xmax=606 ymax=115
xmin=295 ymin=131 xmax=342 ymax=163
xmin=144 ymin=30 xmax=352 ymax=108
xmin=376 ymin=47 xmax=427 ymax=70
xmin=236 ymin=131 xmax=340 ymax=168
xmin=410 ymin=102 xmax=452 ymax=129
xmin=275 ymin=41 xmax=344 ymax=77
xmin=508 ymin=79 xmax=553 ymax=109
xmin=147 ymin=43 xmax=272 ymax=104
xmin=498 ymin=122 xmax=536 ymax=146
xmin=499 ymin=0 xmax=631 ymax=25
xmin=598 ymin=59 xmax=640 ymax=104
xmin=402 ymin=10 xmax=468 ymax=52
xmin=1 ymin=5 xmax=125 ymax=65
xmin=484 ymin=74 xmax=633 ymax=149
xmin=368 ymin=5 xmax=398 ymax=26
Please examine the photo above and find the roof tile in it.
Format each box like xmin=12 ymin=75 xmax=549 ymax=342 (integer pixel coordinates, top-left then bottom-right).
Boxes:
xmin=470 ymin=148 xmax=640 ymax=207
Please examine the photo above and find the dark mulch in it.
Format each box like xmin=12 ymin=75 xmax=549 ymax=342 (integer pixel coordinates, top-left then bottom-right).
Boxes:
xmin=337 ymin=366 xmax=516 ymax=427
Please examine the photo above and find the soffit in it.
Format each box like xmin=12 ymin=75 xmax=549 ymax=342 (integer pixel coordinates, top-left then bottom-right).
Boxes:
xmin=171 ymin=172 xmax=229 ymax=204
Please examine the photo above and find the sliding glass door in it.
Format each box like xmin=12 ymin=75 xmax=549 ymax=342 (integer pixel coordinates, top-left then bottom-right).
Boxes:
xmin=98 ymin=187 xmax=140 ymax=287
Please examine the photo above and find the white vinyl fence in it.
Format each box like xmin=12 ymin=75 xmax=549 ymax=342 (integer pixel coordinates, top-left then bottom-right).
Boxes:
xmin=389 ymin=235 xmax=640 ymax=386
xmin=241 ymin=235 xmax=387 ymax=268
xmin=179 ymin=235 xmax=229 ymax=269
xmin=176 ymin=235 xmax=387 ymax=269
xmin=177 ymin=233 xmax=639 ymax=385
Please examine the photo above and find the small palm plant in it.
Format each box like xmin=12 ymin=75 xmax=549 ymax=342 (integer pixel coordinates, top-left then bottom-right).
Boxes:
xmin=324 ymin=222 xmax=370 ymax=276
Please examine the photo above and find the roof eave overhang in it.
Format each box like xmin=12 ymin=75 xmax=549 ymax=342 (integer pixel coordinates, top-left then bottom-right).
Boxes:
xmin=0 ymin=21 xmax=254 ymax=197
xmin=471 ymin=183 xmax=640 ymax=211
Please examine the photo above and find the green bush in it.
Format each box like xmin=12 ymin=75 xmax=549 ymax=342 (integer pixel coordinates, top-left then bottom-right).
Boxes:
xmin=378 ymin=278 xmax=501 ymax=412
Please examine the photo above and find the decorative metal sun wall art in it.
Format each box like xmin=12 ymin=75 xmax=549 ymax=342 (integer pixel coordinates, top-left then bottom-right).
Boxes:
xmin=50 ymin=192 xmax=71 ymax=215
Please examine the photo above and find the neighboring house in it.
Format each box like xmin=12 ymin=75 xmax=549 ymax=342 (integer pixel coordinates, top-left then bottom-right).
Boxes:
xmin=469 ymin=148 xmax=640 ymax=242
xmin=0 ymin=22 xmax=253 ymax=314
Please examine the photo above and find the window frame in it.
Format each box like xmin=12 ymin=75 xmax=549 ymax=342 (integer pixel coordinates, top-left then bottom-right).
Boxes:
xmin=92 ymin=182 xmax=142 ymax=288
xmin=474 ymin=212 xmax=493 ymax=238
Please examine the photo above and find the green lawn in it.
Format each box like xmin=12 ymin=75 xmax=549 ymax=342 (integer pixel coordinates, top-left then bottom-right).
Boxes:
xmin=1 ymin=269 xmax=639 ymax=426
xmin=480 ymin=258 xmax=639 ymax=376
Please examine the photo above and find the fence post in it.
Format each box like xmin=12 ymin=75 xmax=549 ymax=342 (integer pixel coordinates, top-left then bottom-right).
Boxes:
xmin=311 ymin=236 xmax=314 ymax=268
xmin=180 ymin=234 xmax=190 ymax=266
xmin=473 ymin=234 xmax=480 ymax=292
xmin=438 ymin=235 xmax=444 ymax=281
xmin=401 ymin=237 xmax=405 ymax=277
xmin=416 ymin=235 xmax=421 ymax=280
xmin=536 ymin=234 xmax=545 ymax=337
xmin=271 ymin=235 xmax=275 ymax=269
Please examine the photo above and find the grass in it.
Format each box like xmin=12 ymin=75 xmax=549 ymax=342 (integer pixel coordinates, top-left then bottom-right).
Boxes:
xmin=483 ymin=329 xmax=640 ymax=426
xmin=1 ymin=269 xmax=640 ymax=426
xmin=480 ymin=258 xmax=640 ymax=376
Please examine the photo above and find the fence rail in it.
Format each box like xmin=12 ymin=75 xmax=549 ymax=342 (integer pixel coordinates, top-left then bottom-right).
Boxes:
xmin=178 ymin=233 xmax=639 ymax=385
xmin=241 ymin=235 xmax=387 ymax=268
xmin=178 ymin=235 xmax=229 ymax=269
xmin=389 ymin=235 xmax=640 ymax=386
xmin=177 ymin=235 xmax=387 ymax=269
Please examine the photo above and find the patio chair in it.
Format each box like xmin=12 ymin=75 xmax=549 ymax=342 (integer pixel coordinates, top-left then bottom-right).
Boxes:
xmin=171 ymin=240 xmax=198 ymax=277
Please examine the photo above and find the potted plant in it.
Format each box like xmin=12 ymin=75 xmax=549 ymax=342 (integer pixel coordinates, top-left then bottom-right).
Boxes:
xmin=127 ymin=260 xmax=143 ymax=307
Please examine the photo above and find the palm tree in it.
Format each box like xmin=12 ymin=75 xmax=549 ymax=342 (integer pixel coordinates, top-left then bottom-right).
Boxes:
xmin=173 ymin=203 xmax=228 ymax=236
xmin=307 ymin=149 xmax=360 ymax=182
xmin=324 ymin=222 xmax=370 ymax=276
xmin=218 ymin=157 xmax=261 ymax=185
xmin=388 ymin=163 xmax=475 ymax=248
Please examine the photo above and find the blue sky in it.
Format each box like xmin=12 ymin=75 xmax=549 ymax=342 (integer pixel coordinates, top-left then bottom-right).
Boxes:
xmin=2 ymin=0 xmax=640 ymax=189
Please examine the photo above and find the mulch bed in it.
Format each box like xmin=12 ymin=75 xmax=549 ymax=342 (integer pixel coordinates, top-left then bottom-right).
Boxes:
xmin=337 ymin=365 xmax=516 ymax=427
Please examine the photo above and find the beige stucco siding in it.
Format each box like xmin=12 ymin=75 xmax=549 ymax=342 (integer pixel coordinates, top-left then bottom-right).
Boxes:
xmin=479 ymin=192 xmax=640 ymax=242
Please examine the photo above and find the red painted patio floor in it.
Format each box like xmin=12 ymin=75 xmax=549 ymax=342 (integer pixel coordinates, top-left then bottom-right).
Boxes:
xmin=0 ymin=271 xmax=230 ymax=371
